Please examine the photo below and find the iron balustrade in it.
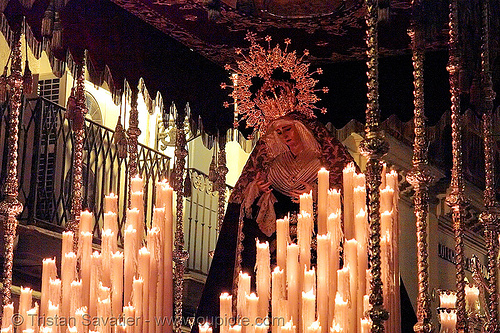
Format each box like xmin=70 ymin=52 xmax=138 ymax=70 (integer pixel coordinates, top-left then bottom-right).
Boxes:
xmin=0 ymin=96 xmax=233 ymax=274
xmin=0 ymin=97 xmax=170 ymax=243
xmin=184 ymin=168 xmax=232 ymax=276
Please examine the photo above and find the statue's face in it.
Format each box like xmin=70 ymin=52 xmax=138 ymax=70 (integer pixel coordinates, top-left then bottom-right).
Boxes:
xmin=275 ymin=122 xmax=301 ymax=152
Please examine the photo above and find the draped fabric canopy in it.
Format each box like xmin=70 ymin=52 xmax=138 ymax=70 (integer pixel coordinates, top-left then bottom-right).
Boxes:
xmin=1 ymin=0 xmax=498 ymax=135
xmin=2 ymin=0 xmax=233 ymax=134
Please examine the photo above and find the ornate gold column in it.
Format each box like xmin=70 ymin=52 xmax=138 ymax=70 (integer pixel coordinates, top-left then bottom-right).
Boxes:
xmin=0 ymin=31 xmax=24 ymax=306
xmin=478 ymin=0 xmax=498 ymax=331
xmin=407 ymin=2 xmax=434 ymax=332
xmin=66 ymin=62 xmax=87 ymax=242
xmin=127 ymin=89 xmax=140 ymax=178
xmin=173 ymin=108 xmax=189 ymax=333
xmin=216 ymin=138 xmax=228 ymax=232
xmin=445 ymin=0 xmax=468 ymax=331
xmin=359 ymin=0 xmax=389 ymax=331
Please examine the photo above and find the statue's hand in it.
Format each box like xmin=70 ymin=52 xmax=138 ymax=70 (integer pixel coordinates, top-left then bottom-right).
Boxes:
xmin=255 ymin=172 xmax=272 ymax=193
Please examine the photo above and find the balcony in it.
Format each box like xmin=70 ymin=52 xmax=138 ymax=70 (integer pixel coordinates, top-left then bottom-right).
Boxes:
xmin=0 ymin=97 xmax=233 ymax=321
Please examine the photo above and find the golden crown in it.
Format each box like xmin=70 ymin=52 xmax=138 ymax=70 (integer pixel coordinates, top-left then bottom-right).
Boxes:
xmin=222 ymin=32 xmax=328 ymax=134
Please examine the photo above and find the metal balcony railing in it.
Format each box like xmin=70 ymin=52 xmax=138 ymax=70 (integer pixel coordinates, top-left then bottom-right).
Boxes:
xmin=0 ymin=97 xmax=170 ymax=242
xmin=184 ymin=168 xmax=232 ymax=276
xmin=0 ymin=96 xmax=235 ymax=276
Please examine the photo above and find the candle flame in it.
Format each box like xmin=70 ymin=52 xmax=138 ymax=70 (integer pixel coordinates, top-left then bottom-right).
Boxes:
xmin=334 ymin=292 xmax=348 ymax=305
xmin=343 ymin=163 xmax=356 ymax=173
xmin=273 ymin=266 xmax=283 ymax=274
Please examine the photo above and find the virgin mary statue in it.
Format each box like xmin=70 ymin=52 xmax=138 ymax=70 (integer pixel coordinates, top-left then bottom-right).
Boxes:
xmin=194 ymin=34 xmax=356 ymax=330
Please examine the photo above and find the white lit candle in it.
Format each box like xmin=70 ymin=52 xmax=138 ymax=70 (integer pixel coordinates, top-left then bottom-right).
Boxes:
xmin=380 ymin=234 xmax=390 ymax=321
xmin=336 ymin=266 xmax=350 ymax=305
xmin=385 ymin=170 xmax=398 ymax=194
xmin=353 ymin=172 xmax=365 ymax=188
xmin=89 ymin=251 xmax=102 ymax=320
xmin=131 ymin=175 xmax=144 ymax=193
xmin=465 ymin=285 xmax=479 ymax=314
xmin=364 ymin=295 xmax=371 ymax=313
xmin=75 ymin=307 xmax=87 ymax=333
xmin=278 ymin=320 xmax=295 ymax=333
xmin=306 ymin=321 xmax=321 ymax=333
xmin=381 ymin=163 xmax=387 ymax=188
xmin=354 ymin=210 xmax=368 ymax=322
xmin=256 ymin=240 xmax=270 ymax=319
xmin=62 ymin=252 xmax=77 ymax=319
xmin=303 ymin=266 xmax=316 ymax=295
xmin=97 ymin=297 xmax=111 ymax=333
xmin=276 ymin=217 xmax=289 ymax=272
xmin=272 ymin=267 xmax=286 ymax=333
xmin=124 ymin=225 xmax=137 ymax=306
xmin=152 ymin=207 xmax=166 ymax=230
xmin=353 ymin=186 xmax=366 ymax=222
xmin=317 ymin=168 xmax=329 ymax=234
xmin=237 ymin=272 xmax=251 ymax=319
xmin=360 ymin=318 xmax=372 ymax=333
xmin=99 ymin=283 xmax=111 ymax=304
xmin=330 ymin=322 xmax=342 ymax=333
xmin=342 ymin=163 xmax=355 ymax=239
xmin=380 ymin=186 xmax=394 ymax=214
xmin=104 ymin=192 xmax=118 ymax=214
xmin=439 ymin=309 xmax=457 ymax=332
xmin=220 ymin=293 xmax=232 ymax=333
xmin=380 ymin=210 xmax=393 ymax=237
xmin=130 ymin=191 xmax=144 ymax=211
xmin=286 ymin=243 xmax=300 ymax=325
xmin=148 ymin=227 xmax=161 ymax=332
xmin=229 ymin=325 xmax=242 ymax=333
xmin=327 ymin=189 xmax=341 ymax=217
xmin=155 ymin=181 xmax=165 ymax=208
xmin=333 ymin=293 xmax=348 ymax=332
xmin=103 ymin=211 xmax=118 ymax=239
xmin=246 ymin=293 xmax=259 ymax=333
xmin=127 ymin=208 xmax=142 ymax=254
xmin=162 ymin=183 xmax=174 ymax=333
xmin=48 ymin=278 xmax=61 ymax=307
xmin=316 ymin=234 xmax=329 ymax=333
xmin=18 ymin=287 xmax=32 ymax=331
xmin=80 ymin=210 xmax=93 ymax=234
xmin=62 ymin=231 xmax=74 ymax=265
xmin=299 ymin=191 xmax=313 ymax=217
xmin=101 ymin=229 xmax=116 ymax=288
xmin=123 ymin=305 xmax=136 ymax=333
xmin=138 ymin=247 xmax=150 ymax=333
xmin=0 ymin=325 xmax=11 ymax=332
xmin=25 ymin=304 xmax=38 ymax=331
xmin=327 ymin=212 xmax=341 ymax=322
xmin=41 ymin=258 xmax=57 ymax=317
xmin=111 ymin=251 xmax=124 ymax=318
xmin=80 ymin=231 xmax=93 ymax=311
xmin=344 ymin=239 xmax=358 ymax=332
xmin=47 ymin=301 xmax=59 ymax=331
xmin=1 ymin=303 xmax=13 ymax=330
xmin=298 ymin=212 xmax=313 ymax=271
xmin=199 ymin=323 xmax=213 ymax=333
xmin=70 ymin=279 xmax=83 ymax=320
xmin=302 ymin=289 xmax=316 ymax=333
xmin=133 ymin=277 xmax=144 ymax=333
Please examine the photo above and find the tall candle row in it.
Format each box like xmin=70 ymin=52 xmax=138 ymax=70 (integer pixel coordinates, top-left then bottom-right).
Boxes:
xmin=212 ymin=164 xmax=399 ymax=333
xmin=1 ymin=176 xmax=175 ymax=333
